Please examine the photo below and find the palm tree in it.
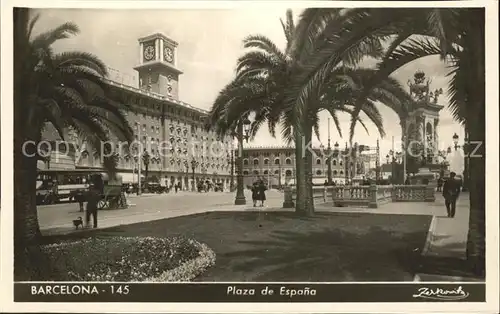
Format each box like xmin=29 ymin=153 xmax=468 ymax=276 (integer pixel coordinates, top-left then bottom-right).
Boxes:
xmin=288 ymin=8 xmax=485 ymax=275
xmin=207 ymin=10 xmax=415 ymax=216
xmin=13 ymin=8 xmax=134 ymax=280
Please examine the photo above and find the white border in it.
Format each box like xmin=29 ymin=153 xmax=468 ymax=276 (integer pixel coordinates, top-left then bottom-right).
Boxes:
xmin=1 ymin=0 xmax=498 ymax=313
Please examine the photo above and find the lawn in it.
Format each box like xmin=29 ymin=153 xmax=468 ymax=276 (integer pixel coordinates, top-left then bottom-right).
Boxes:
xmin=42 ymin=211 xmax=432 ymax=282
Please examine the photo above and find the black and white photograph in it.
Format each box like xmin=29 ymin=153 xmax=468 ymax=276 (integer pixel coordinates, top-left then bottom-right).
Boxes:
xmin=1 ymin=0 xmax=498 ymax=312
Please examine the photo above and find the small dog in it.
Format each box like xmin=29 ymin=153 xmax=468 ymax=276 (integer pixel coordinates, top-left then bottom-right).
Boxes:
xmin=73 ymin=217 xmax=83 ymax=230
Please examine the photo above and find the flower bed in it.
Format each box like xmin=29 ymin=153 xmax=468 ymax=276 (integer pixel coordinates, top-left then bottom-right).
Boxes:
xmin=42 ymin=236 xmax=216 ymax=282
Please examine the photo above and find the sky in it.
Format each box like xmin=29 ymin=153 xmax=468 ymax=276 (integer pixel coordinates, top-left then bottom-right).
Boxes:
xmin=33 ymin=8 xmax=466 ymax=158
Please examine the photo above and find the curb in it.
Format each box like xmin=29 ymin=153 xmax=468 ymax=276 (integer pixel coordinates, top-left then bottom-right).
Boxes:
xmin=421 ymin=215 xmax=438 ymax=256
xmin=413 ymin=273 xmax=484 ymax=282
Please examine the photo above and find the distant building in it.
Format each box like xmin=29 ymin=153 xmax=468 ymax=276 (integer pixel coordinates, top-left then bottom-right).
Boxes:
xmin=40 ymin=33 xmax=233 ymax=191
xmin=239 ymin=145 xmax=375 ymax=187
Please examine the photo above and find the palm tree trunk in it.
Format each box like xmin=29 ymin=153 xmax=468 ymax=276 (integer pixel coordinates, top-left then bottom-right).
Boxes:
xmin=13 ymin=136 xmax=51 ymax=280
xmin=303 ymin=119 xmax=314 ymax=216
xmin=294 ymin=113 xmax=314 ymax=216
xmin=294 ymin=129 xmax=306 ymax=214
xmin=464 ymin=9 xmax=485 ymax=277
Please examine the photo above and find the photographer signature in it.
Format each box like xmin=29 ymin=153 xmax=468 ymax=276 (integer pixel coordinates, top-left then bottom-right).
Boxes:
xmin=413 ymin=286 xmax=469 ymax=300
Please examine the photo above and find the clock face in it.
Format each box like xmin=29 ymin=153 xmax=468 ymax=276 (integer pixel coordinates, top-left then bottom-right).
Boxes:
xmin=164 ymin=47 xmax=174 ymax=63
xmin=144 ymin=46 xmax=155 ymax=61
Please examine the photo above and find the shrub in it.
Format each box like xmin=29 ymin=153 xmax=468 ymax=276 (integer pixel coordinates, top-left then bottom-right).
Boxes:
xmin=42 ymin=236 xmax=215 ymax=282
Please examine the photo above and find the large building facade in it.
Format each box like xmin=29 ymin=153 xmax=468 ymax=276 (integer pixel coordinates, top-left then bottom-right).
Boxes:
xmin=40 ymin=33 xmax=233 ymax=191
xmin=240 ymin=145 xmax=377 ymax=186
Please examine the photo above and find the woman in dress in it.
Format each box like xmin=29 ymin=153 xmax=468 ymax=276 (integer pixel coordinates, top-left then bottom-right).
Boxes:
xmin=251 ymin=181 xmax=259 ymax=207
xmin=258 ymin=180 xmax=267 ymax=207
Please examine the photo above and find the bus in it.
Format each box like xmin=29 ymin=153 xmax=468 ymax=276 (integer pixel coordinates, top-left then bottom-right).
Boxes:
xmin=36 ymin=169 xmax=103 ymax=205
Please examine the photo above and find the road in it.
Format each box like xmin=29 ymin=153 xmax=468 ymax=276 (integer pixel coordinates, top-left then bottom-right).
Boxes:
xmin=38 ymin=189 xmax=284 ymax=235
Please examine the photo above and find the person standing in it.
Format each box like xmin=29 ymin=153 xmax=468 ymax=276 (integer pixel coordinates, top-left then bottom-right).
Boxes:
xmin=75 ymin=190 xmax=85 ymax=212
xmin=442 ymin=172 xmax=462 ymax=218
xmin=258 ymin=180 xmax=267 ymax=207
xmin=251 ymin=181 xmax=259 ymax=207
xmin=405 ymin=176 xmax=411 ymax=185
xmin=85 ymin=185 xmax=100 ymax=228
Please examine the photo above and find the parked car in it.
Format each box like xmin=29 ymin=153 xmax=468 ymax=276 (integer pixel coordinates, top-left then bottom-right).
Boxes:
xmin=147 ymin=182 xmax=167 ymax=194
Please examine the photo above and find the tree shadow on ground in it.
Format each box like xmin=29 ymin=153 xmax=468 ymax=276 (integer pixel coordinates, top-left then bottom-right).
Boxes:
xmin=41 ymin=211 xmax=433 ymax=282
xmin=195 ymin=213 xmax=432 ymax=282
xmin=204 ymin=225 xmax=427 ymax=282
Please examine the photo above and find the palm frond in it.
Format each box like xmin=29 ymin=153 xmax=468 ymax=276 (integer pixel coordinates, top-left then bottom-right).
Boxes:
xmin=31 ymin=22 xmax=79 ymax=49
xmin=52 ymin=51 xmax=109 ymax=77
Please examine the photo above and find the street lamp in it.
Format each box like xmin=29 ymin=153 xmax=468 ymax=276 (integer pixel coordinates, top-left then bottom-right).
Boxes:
xmin=453 ymin=132 xmax=459 ymax=150
xmin=227 ymin=152 xmax=235 ymax=192
xmin=243 ymin=118 xmax=251 ymax=142
xmin=452 ymin=132 xmax=469 ymax=191
xmin=191 ymin=158 xmax=198 ymax=191
xmin=134 ymin=123 xmax=142 ymax=195
xmin=234 ymin=118 xmax=252 ymax=205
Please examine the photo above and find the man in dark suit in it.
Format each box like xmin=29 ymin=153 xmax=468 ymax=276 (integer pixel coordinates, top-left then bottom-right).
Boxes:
xmin=442 ymin=172 xmax=462 ymax=218
xmin=85 ymin=184 xmax=100 ymax=228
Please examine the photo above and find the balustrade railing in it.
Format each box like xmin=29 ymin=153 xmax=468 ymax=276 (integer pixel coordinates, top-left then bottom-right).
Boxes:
xmin=392 ymin=185 xmax=435 ymax=202
xmin=283 ymin=184 xmax=436 ymax=209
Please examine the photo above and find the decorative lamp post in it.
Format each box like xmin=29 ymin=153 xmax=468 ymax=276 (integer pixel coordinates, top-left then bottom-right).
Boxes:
xmin=320 ymin=143 xmax=325 ymax=181
xmin=234 ymin=118 xmax=251 ymax=205
xmin=326 ymin=118 xmax=333 ymax=184
xmin=452 ymin=132 xmax=469 ymax=191
xmin=463 ymin=132 xmax=469 ymax=191
xmin=134 ymin=123 xmax=142 ymax=195
xmin=332 ymin=141 xmax=339 ymax=184
xmin=191 ymin=158 xmax=198 ymax=191
xmin=227 ymin=152 xmax=235 ymax=192
xmin=344 ymin=142 xmax=349 ymax=184
xmin=389 ymin=149 xmax=395 ymax=184
xmin=453 ymin=132 xmax=459 ymax=151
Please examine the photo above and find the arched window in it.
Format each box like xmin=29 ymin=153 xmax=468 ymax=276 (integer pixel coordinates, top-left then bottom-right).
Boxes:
xmin=333 ymin=160 xmax=337 ymax=166
xmin=274 ymin=170 xmax=279 ymax=175
xmin=264 ymin=158 xmax=269 ymax=165
xmin=243 ymin=170 xmax=249 ymax=175
xmin=263 ymin=170 xmax=269 ymax=175
xmin=253 ymin=170 xmax=259 ymax=175
xmin=340 ymin=170 xmax=344 ymax=175
xmin=333 ymin=170 xmax=338 ymax=175
xmin=243 ymin=159 xmax=249 ymax=165
xmin=274 ymin=158 xmax=280 ymax=165
xmin=316 ymin=170 xmax=322 ymax=175
xmin=316 ymin=158 xmax=321 ymax=165
xmin=340 ymin=160 xmax=343 ymax=166
xmin=285 ymin=158 xmax=292 ymax=165
xmin=253 ymin=159 xmax=259 ymax=166
xmin=285 ymin=170 xmax=292 ymax=176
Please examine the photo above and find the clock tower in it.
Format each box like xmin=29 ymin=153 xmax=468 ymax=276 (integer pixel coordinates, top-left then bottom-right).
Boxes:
xmin=133 ymin=33 xmax=183 ymax=99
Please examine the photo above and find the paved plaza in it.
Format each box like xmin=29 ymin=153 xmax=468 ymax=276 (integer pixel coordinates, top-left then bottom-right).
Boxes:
xmin=38 ymin=190 xmax=473 ymax=282
xmin=38 ymin=189 xmax=472 ymax=279
xmin=38 ymin=190 xmax=285 ymax=235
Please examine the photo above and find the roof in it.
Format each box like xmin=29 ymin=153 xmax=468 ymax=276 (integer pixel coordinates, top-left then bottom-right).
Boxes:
xmin=104 ymin=78 xmax=209 ymax=115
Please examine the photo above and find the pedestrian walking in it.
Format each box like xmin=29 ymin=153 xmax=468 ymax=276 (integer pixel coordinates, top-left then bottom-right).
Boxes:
xmin=258 ymin=180 xmax=267 ymax=207
xmin=75 ymin=190 xmax=85 ymax=212
xmin=442 ymin=172 xmax=462 ymax=218
xmin=85 ymin=185 xmax=100 ymax=228
xmin=251 ymin=181 xmax=259 ymax=207
xmin=437 ymin=176 xmax=444 ymax=192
